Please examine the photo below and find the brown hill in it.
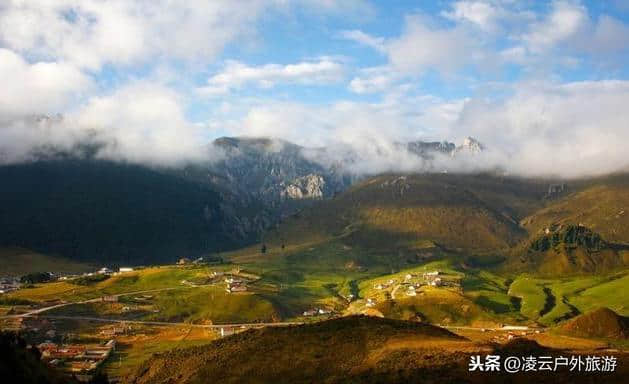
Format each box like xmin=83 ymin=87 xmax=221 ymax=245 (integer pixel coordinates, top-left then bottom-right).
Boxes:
xmin=521 ymin=174 xmax=629 ymax=245
xmin=127 ymin=316 xmax=629 ymax=384
xmin=127 ymin=316 xmax=469 ymax=384
xmin=242 ymin=172 xmax=629 ymax=274
xmin=267 ymin=173 xmax=550 ymax=256
xmin=559 ymin=307 xmax=629 ymax=339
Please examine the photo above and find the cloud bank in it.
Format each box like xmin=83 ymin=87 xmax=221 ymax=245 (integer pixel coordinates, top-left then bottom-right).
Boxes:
xmin=0 ymin=0 xmax=628 ymax=179
xmin=231 ymin=79 xmax=629 ymax=178
xmin=0 ymin=82 xmax=216 ymax=166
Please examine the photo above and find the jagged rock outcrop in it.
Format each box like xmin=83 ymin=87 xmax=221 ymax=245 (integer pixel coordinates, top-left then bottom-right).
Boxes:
xmin=280 ymin=174 xmax=326 ymax=200
xmin=452 ymin=136 xmax=485 ymax=156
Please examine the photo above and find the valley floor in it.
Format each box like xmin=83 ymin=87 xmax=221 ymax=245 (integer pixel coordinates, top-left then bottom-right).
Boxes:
xmin=1 ymin=251 xmax=629 ymax=380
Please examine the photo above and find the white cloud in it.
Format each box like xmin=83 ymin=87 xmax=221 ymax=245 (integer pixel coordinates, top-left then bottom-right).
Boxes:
xmin=234 ymin=99 xmax=423 ymax=147
xmin=73 ymin=82 xmax=212 ymax=165
xmin=522 ymin=0 xmax=629 ymax=58
xmin=222 ymin=77 xmax=629 ymax=178
xmin=0 ymin=0 xmax=373 ymax=71
xmin=348 ymin=66 xmax=401 ymax=94
xmin=339 ymin=30 xmax=386 ymax=52
xmin=198 ymin=58 xmax=345 ymax=96
xmin=386 ymin=15 xmax=477 ymax=74
xmin=0 ymin=48 xmax=91 ymax=117
xmin=448 ymin=80 xmax=629 ymax=177
xmin=0 ymin=0 xmax=277 ymax=70
xmin=346 ymin=2 xmax=629 ymax=80
xmin=343 ymin=16 xmax=479 ymax=76
xmin=523 ymin=1 xmax=588 ymax=54
xmin=583 ymin=15 xmax=629 ymax=55
xmin=0 ymin=82 xmax=218 ymax=166
xmin=442 ymin=1 xmax=500 ymax=31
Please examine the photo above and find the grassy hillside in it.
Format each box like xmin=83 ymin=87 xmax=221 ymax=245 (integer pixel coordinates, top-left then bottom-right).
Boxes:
xmin=128 ymin=316 xmax=629 ymax=384
xmin=127 ymin=316 xmax=468 ymax=384
xmin=521 ymin=174 xmax=629 ymax=245
xmin=509 ymin=225 xmax=629 ymax=274
xmin=505 ymin=271 xmax=629 ymax=325
xmin=256 ymin=172 xmax=629 ymax=276
xmin=0 ymin=247 xmax=93 ymax=276
xmin=265 ymin=173 xmax=552 ymax=261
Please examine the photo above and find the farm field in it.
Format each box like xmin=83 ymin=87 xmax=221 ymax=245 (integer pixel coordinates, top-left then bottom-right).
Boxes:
xmin=2 ymin=251 xmax=629 ymax=381
xmin=0 ymin=247 xmax=94 ymax=276
xmin=5 ymin=253 xmax=629 ymax=328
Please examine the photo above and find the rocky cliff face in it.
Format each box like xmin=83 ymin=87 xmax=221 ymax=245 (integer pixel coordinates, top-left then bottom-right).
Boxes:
xmin=280 ymin=174 xmax=326 ymax=200
xmin=207 ymin=137 xmax=350 ymax=204
xmin=176 ymin=137 xmax=354 ymax=241
xmin=199 ymin=136 xmax=486 ymax=238
xmin=452 ymin=136 xmax=485 ymax=156
xmin=196 ymin=135 xmax=487 ymax=209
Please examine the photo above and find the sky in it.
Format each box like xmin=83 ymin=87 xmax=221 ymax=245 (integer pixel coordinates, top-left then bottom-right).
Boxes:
xmin=1 ymin=0 xmax=629 ymax=176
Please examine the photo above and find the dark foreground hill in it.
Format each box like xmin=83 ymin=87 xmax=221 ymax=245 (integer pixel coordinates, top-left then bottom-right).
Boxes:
xmin=0 ymin=332 xmax=72 ymax=384
xmin=128 ymin=316 xmax=629 ymax=384
xmin=558 ymin=308 xmax=629 ymax=339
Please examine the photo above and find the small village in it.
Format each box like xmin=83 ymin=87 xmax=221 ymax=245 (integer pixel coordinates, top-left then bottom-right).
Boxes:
xmin=0 ymin=259 xmax=577 ymax=383
xmin=0 ymin=260 xmax=258 ymax=382
xmin=363 ymin=270 xmax=462 ymax=309
xmin=0 ymin=276 xmax=22 ymax=294
xmin=0 ymin=315 xmax=125 ymax=381
xmin=38 ymin=339 xmax=117 ymax=380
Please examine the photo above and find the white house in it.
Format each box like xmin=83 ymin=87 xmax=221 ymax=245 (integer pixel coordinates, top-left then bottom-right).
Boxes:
xmin=430 ymin=277 xmax=442 ymax=287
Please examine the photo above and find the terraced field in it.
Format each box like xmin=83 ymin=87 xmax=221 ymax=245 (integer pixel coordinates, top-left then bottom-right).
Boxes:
xmin=504 ymin=271 xmax=629 ymax=325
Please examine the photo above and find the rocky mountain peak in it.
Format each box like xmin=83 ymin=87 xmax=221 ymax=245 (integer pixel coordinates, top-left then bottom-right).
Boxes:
xmin=452 ymin=136 xmax=485 ymax=156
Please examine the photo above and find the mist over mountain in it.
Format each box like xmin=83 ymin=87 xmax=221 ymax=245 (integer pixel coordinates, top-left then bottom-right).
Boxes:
xmin=1 ymin=129 xmax=628 ymax=265
xmin=3 ymin=101 xmax=629 ymax=180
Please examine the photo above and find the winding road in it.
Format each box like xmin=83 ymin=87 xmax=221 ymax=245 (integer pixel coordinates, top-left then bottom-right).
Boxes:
xmin=3 ymin=285 xmax=214 ymax=319
xmin=32 ymin=315 xmax=303 ymax=329
xmin=1 ymin=284 xmax=304 ymax=330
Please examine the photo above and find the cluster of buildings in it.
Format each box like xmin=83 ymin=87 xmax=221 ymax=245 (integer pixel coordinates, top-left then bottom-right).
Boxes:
xmin=1 ymin=266 xmax=135 ymax=295
xmin=368 ymin=270 xmax=461 ymax=304
xmin=0 ymin=276 xmax=21 ymax=293
xmin=421 ymin=271 xmax=443 ymax=286
xmin=58 ymin=266 xmax=134 ymax=282
xmin=225 ymin=276 xmax=247 ymax=293
xmin=99 ymin=324 xmax=131 ymax=337
xmin=38 ymin=340 xmax=116 ymax=377
xmin=373 ymin=279 xmax=397 ymax=290
xmin=96 ymin=266 xmax=134 ymax=275
xmin=302 ymin=307 xmax=333 ymax=317
xmin=177 ymin=257 xmax=204 ymax=265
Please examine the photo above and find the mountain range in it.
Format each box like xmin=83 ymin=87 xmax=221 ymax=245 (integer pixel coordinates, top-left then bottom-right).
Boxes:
xmin=2 ymin=135 xmax=628 ymax=273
